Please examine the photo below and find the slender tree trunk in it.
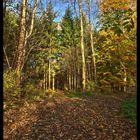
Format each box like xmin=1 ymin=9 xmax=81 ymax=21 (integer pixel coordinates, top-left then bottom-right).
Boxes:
xmin=3 ymin=0 xmax=7 ymax=18
xmin=44 ymin=65 xmax=47 ymax=90
xmin=48 ymin=61 xmax=51 ymax=89
xmin=74 ymin=65 xmax=76 ymax=90
xmin=71 ymin=67 xmax=73 ymax=90
xmin=77 ymin=65 xmax=80 ymax=90
xmin=78 ymin=0 xmax=86 ymax=92
xmin=52 ymin=72 xmax=55 ymax=91
xmin=67 ymin=69 xmax=69 ymax=90
xmin=65 ymin=70 xmax=68 ymax=90
xmin=123 ymin=69 xmax=127 ymax=92
xmin=87 ymin=0 xmax=97 ymax=83
xmin=16 ymin=0 xmax=39 ymax=81
xmin=3 ymin=47 xmax=11 ymax=69
xmin=120 ymin=62 xmax=127 ymax=92
xmin=16 ymin=0 xmax=27 ymax=80
xmin=44 ymin=65 xmax=46 ymax=90
xmin=45 ymin=65 xmax=48 ymax=90
xmin=25 ymin=0 xmax=39 ymax=40
xmin=66 ymin=70 xmax=68 ymax=90
xmin=75 ymin=48 xmax=79 ymax=90
xmin=68 ymin=69 xmax=69 ymax=90
xmin=69 ymin=68 xmax=71 ymax=90
xmin=75 ymin=66 xmax=77 ymax=90
xmin=73 ymin=68 xmax=74 ymax=90
xmin=86 ymin=62 xmax=88 ymax=81
xmin=90 ymin=26 xmax=97 ymax=82
xmin=88 ymin=63 xmax=91 ymax=81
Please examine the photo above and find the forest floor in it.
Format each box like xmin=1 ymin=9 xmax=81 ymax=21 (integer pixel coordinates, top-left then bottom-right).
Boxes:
xmin=4 ymin=91 xmax=136 ymax=140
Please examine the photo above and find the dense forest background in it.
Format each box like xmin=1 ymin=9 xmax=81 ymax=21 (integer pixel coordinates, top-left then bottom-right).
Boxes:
xmin=3 ymin=0 xmax=136 ymax=106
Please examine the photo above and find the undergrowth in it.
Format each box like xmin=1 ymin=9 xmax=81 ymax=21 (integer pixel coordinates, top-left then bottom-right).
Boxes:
xmin=65 ymin=91 xmax=94 ymax=98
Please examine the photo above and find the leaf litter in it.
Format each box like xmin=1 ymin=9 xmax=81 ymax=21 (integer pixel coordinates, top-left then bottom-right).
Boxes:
xmin=4 ymin=92 xmax=136 ymax=140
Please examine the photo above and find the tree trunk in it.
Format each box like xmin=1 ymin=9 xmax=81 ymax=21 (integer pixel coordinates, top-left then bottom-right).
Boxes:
xmin=48 ymin=61 xmax=51 ymax=89
xmin=16 ymin=0 xmax=39 ymax=81
xmin=3 ymin=0 xmax=7 ymax=18
xmin=120 ymin=62 xmax=127 ymax=92
xmin=67 ymin=69 xmax=69 ymax=90
xmin=3 ymin=47 xmax=11 ymax=69
xmin=44 ymin=65 xmax=46 ymax=90
xmin=44 ymin=65 xmax=47 ymax=90
xmin=77 ymin=65 xmax=80 ymax=90
xmin=16 ymin=0 xmax=27 ymax=80
xmin=74 ymin=64 xmax=76 ymax=90
xmin=123 ymin=69 xmax=127 ymax=92
xmin=69 ymin=68 xmax=71 ymax=90
xmin=71 ymin=67 xmax=73 ymax=90
xmin=87 ymin=0 xmax=97 ymax=83
xmin=52 ymin=72 xmax=55 ymax=91
xmin=25 ymin=0 xmax=39 ymax=40
xmin=90 ymin=26 xmax=97 ymax=82
xmin=78 ymin=0 xmax=86 ymax=92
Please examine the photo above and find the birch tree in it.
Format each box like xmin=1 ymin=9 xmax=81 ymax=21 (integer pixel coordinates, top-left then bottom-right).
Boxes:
xmin=16 ymin=0 xmax=39 ymax=81
xmin=77 ymin=0 xmax=86 ymax=92
xmin=87 ymin=0 xmax=97 ymax=83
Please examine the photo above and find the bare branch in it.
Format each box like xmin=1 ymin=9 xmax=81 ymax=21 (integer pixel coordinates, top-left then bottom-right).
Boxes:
xmin=3 ymin=46 xmax=11 ymax=69
xmin=25 ymin=0 xmax=39 ymax=40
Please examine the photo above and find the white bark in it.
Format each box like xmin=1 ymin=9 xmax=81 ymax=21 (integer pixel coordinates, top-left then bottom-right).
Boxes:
xmin=87 ymin=0 xmax=97 ymax=82
xmin=78 ymin=0 xmax=86 ymax=91
xmin=48 ymin=61 xmax=51 ymax=89
xmin=120 ymin=62 xmax=127 ymax=92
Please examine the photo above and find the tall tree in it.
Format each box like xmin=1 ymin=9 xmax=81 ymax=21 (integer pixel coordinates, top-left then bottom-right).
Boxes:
xmin=16 ymin=0 xmax=27 ymax=79
xmin=87 ymin=0 xmax=97 ymax=83
xmin=16 ymin=0 xmax=39 ymax=82
xmin=77 ymin=0 xmax=86 ymax=92
xmin=25 ymin=1 xmax=59 ymax=92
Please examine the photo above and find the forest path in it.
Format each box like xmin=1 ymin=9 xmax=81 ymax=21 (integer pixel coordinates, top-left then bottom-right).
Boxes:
xmin=4 ymin=91 xmax=136 ymax=140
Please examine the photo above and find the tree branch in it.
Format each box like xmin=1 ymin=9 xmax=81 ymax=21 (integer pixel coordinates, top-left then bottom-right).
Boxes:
xmin=3 ymin=46 xmax=11 ymax=69
xmin=25 ymin=0 xmax=39 ymax=40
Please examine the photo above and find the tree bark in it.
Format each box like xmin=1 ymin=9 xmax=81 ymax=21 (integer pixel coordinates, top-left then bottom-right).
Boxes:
xmin=52 ymin=72 xmax=55 ymax=91
xmin=77 ymin=64 xmax=80 ymax=90
xmin=16 ymin=0 xmax=27 ymax=80
xmin=87 ymin=0 xmax=97 ymax=83
xmin=71 ymin=66 xmax=73 ymax=90
xmin=48 ymin=61 xmax=51 ymax=89
xmin=3 ymin=46 xmax=11 ymax=69
xmin=69 ymin=67 xmax=71 ymax=90
xmin=25 ymin=0 xmax=39 ymax=40
xmin=120 ymin=62 xmax=127 ymax=92
xmin=16 ymin=0 xmax=39 ymax=81
xmin=43 ymin=65 xmax=47 ymax=90
xmin=90 ymin=26 xmax=97 ymax=82
xmin=3 ymin=0 xmax=7 ymax=18
xmin=78 ymin=0 xmax=86 ymax=92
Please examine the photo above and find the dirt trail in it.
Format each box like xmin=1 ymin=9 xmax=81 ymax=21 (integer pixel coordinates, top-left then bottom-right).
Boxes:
xmin=4 ymin=92 xmax=136 ymax=140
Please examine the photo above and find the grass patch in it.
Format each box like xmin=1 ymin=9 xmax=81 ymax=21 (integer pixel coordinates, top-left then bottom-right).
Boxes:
xmin=65 ymin=91 xmax=93 ymax=98
xmin=120 ymin=97 xmax=136 ymax=126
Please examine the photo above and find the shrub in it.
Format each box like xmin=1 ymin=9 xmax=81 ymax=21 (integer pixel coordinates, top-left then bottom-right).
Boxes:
xmin=4 ymin=70 xmax=20 ymax=99
xmin=22 ymin=81 xmax=51 ymax=102
xmin=87 ymin=80 xmax=98 ymax=92
xmin=4 ymin=70 xmax=21 ymax=110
